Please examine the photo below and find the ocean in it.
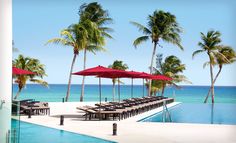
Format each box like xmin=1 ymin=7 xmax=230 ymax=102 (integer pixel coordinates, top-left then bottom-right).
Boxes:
xmin=13 ymin=84 xmax=236 ymax=103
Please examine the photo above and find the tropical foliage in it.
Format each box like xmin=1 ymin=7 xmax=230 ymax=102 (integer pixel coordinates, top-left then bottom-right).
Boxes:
xmin=46 ymin=2 xmax=112 ymax=102
xmin=108 ymin=60 xmax=128 ymax=101
xmin=131 ymin=10 xmax=183 ymax=96
xmin=192 ymin=30 xmax=224 ymax=103
xmin=151 ymin=55 xmax=189 ymax=96
xmin=78 ymin=2 xmax=113 ymax=102
xmin=13 ymin=55 xmax=48 ymax=99
xmin=203 ymin=46 xmax=236 ymax=103
xmin=46 ymin=28 xmax=87 ymax=102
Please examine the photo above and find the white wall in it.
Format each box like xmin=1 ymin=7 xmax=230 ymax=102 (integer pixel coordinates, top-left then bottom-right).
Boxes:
xmin=0 ymin=0 xmax=12 ymax=143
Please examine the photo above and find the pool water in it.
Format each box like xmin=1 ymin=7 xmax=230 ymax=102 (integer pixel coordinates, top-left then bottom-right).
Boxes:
xmin=141 ymin=103 xmax=236 ymax=125
xmin=11 ymin=119 xmax=115 ymax=143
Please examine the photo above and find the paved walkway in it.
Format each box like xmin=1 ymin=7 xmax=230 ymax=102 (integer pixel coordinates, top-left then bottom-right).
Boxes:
xmin=19 ymin=102 xmax=236 ymax=143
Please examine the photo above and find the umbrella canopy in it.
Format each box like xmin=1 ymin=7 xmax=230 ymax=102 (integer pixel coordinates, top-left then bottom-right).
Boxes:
xmin=136 ymin=72 xmax=153 ymax=97
xmin=12 ymin=67 xmax=36 ymax=75
xmin=125 ymin=71 xmax=143 ymax=98
xmin=98 ymin=71 xmax=152 ymax=99
xmin=73 ymin=66 xmax=171 ymax=105
xmin=151 ymin=75 xmax=172 ymax=81
xmin=138 ymin=72 xmax=153 ymax=79
xmin=97 ymin=71 xmax=152 ymax=79
xmin=97 ymin=70 xmax=139 ymax=100
xmin=124 ymin=70 xmax=142 ymax=78
xmin=73 ymin=65 xmax=120 ymax=76
xmin=73 ymin=65 xmax=129 ymax=118
xmin=99 ymin=71 xmax=154 ymax=79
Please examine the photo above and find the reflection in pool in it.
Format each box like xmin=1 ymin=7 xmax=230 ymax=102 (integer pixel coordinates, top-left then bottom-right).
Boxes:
xmin=141 ymin=103 xmax=236 ymax=125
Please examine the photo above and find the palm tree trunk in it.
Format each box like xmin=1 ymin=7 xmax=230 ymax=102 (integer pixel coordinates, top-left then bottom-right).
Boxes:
xmin=209 ymin=63 xmax=215 ymax=103
xmin=112 ymin=79 xmax=115 ymax=102
xmin=149 ymin=41 xmax=158 ymax=96
xmin=161 ymin=83 xmax=166 ymax=97
xmin=14 ymin=87 xmax=22 ymax=100
xmin=65 ymin=54 xmax=77 ymax=102
xmin=154 ymin=91 xmax=157 ymax=96
xmin=204 ymin=66 xmax=222 ymax=103
xmin=80 ymin=49 xmax=87 ymax=102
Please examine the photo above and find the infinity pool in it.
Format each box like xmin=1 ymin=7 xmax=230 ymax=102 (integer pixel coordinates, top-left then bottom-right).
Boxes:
xmin=11 ymin=119 xmax=115 ymax=143
xmin=141 ymin=103 xmax=236 ymax=125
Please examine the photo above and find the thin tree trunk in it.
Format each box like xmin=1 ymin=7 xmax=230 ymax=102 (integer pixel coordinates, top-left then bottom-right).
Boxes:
xmin=65 ymin=54 xmax=77 ymax=102
xmin=149 ymin=41 xmax=158 ymax=96
xmin=80 ymin=49 xmax=87 ymax=102
xmin=14 ymin=87 xmax=22 ymax=100
xmin=204 ymin=66 xmax=222 ymax=103
xmin=161 ymin=83 xmax=166 ymax=97
xmin=154 ymin=91 xmax=157 ymax=96
xmin=209 ymin=63 xmax=215 ymax=103
xmin=112 ymin=79 xmax=115 ymax=102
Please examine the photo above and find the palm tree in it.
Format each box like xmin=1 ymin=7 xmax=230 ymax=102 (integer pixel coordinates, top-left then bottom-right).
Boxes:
xmin=78 ymin=2 xmax=113 ymax=102
xmin=204 ymin=46 xmax=236 ymax=103
xmin=108 ymin=60 xmax=128 ymax=101
xmin=131 ymin=10 xmax=183 ymax=96
xmin=153 ymin=55 xmax=189 ymax=96
xmin=46 ymin=28 xmax=88 ymax=102
xmin=192 ymin=30 xmax=222 ymax=103
xmin=150 ymin=80 xmax=162 ymax=96
xmin=13 ymin=55 xmax=48 ymax=99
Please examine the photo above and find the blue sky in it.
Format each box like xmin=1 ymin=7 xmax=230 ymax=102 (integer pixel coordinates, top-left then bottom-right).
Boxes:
xmin=13 ymin=0 xmax=236 ymax=86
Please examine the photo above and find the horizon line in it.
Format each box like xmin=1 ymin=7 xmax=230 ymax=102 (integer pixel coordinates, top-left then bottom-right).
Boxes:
xmin=13 ymin=83 xmax=236 ymax=87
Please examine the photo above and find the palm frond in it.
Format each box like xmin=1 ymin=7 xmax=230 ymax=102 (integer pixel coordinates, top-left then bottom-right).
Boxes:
xmin=171 ymin=83 xmax=182 ymax=89
xmin=173 ymin=75 xmax=192 ymax=84
xmin=60 ymin=30 xmax=77 ymax=44
xmin=133 ymin=36 xmax=149 ymax=48
xmin=203 ymin=61 xmax=210 ymax=68
xmin=97 ymin=18 xmax=113 ymax=26
xmin=162 ymin=34 xmax=183 ymax=50
xmin=30 ymin=79 xmax=48 ymax=87
xmin=86 ymin=45 xmax=106 ymax=54
xmin=45 ymin=38 xmax=73 ymax=47
xmin=99 ymin=27 xmax=114 ymax=33
xmin=101 ymin=31 xmax=113 ymax=39
xmin=192 ymin=49 xmax=205 ymax=59
xmin=130 ymin=21 xmax=151 ymax=35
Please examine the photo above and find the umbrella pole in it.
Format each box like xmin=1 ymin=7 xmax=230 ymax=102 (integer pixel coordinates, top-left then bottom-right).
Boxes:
xmin=131 ymin=78 xmax=133 ymax=98
xmin=99 ymin=77 xmax=101 ymax=120
xmin=143 ymin=78 xmax=144 ymax=97
xmin=118 ymin=78 xmax=120 ymax=103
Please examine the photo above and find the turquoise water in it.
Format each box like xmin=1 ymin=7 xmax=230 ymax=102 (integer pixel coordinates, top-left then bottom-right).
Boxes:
xmin=11 ymin=119 xmax=115 ymax=143
xmin=141 ymin=103 xmax=236 ymax=125
xmin=13 ymin=84 xmax=236 ymax=103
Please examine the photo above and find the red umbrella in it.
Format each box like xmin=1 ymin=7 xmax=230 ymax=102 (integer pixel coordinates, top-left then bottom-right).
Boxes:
xmin=98 ymin=71 xmax=151 ymax=100
xmin=151 ymin=75 xmax=172 ymax=81
xmin=125 ymin=71 xmax=143 ymax=98
xmin=73 ymin=65 xmax=118 ymax=76
xmin=12 ymin=67 xmax=36 ymax=101
xmin=132 ymin=73 xmax=171 ymax=97
xmin=97 ymin=70 xmax=137 ymax=102
xmin=12 ymin=67 xmax=35 ymax=75
xmin=135 ymin=72 xmax=153 ymax=97
xmin=138 ymin=72 xmax=153 ymax=79
xmin=73 ymin=65 xmax=128 ymax=115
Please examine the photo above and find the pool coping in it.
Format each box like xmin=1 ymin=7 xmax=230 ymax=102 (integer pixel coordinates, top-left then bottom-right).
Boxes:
xmin=138 ymin=102 xmax=182 ymax=122
xmin=121 ymin=102 xmax=181 ymax=122
xmin=12 ymin=118 xmax=117 ymax=143
xmin=16 ymin=102 xmax=236 ymax=143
